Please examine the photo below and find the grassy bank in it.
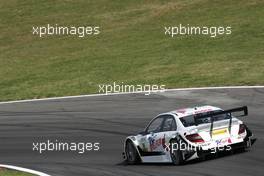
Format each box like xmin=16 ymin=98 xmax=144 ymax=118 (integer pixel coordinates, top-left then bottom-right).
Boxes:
xmin=0 ymin=0 xmax=263 ymax=101
xmin=0 ymin=169 xmax=34 ymax=176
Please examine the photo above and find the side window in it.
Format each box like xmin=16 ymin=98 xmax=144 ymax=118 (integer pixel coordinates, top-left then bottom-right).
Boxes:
xmin=146 ymin=117 xmax=164 ymax=133
xmin=162 ymin=116 xmax=177 ymax=132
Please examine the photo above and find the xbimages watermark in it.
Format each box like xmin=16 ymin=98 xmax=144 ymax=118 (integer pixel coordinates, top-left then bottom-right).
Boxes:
xmin=32 ymin=24 xmax=100 ymax=37
xmin=166 ymin=141 xmax=232 ymax=154
xmin=32 ymin=140 xmax=100 ymax=154
xmin=164 ymin=24 xmax=232 ymax=38
xmin=98 ymin=82 xmax=166 ymax=95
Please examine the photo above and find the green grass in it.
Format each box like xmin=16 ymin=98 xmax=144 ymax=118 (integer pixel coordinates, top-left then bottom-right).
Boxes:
xmin=0 ymin=169 xmax=34 ymax=176
xmin=0 ymin=0 xmax=263 ymax=101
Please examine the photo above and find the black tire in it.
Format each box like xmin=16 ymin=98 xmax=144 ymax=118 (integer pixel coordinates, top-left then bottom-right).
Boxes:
xmin=170 ymin=139 xmax=184 ymax=165
xmin=125 ymin=140 xmax=140 ymax=164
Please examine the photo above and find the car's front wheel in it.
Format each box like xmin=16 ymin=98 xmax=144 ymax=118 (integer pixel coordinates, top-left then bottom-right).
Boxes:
xmin=125 ymin=140 xmax=140 ymax=164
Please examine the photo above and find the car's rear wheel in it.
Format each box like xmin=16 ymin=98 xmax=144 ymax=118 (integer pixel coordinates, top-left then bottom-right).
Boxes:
xmin=125 ymin=140 xmax=140 ymax=164
xmin=170 ymin=139 xmax=184 ymax=165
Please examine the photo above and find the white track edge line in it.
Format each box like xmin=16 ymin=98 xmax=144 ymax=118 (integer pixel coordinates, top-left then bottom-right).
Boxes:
xmin=0 ymin=164 xmax=51 ymax=176
xmin=0 ymin=86 xmax=263 ymax=105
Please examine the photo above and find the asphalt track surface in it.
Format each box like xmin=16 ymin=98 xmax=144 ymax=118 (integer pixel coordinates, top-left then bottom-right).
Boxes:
xmin=0 ymin=88 xmax=263 ymax=176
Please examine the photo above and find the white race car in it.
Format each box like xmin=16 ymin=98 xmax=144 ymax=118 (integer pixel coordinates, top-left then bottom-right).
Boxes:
xmin=123 ymin=106 xmax=256 ymax=165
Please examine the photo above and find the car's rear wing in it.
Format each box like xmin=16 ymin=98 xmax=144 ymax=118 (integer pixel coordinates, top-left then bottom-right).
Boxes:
xmin=194 ymin=106 xmax=248 ymax=137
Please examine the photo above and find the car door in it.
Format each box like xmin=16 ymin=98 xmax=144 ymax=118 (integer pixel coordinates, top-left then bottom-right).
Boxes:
xmin=145 ymin=116 xmax=166 ymax=153
xmin=139 ymin=115 xmax=176 ymax=155
xmin=137 ymin=116 xmax=164 ymax=156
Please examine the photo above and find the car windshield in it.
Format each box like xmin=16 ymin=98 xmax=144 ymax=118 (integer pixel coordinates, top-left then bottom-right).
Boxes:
xmin=180 ymin=111 xmax=231 ymax=127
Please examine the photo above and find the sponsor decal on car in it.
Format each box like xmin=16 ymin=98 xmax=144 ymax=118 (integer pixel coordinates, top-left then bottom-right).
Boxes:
xmin=212 ymin=128 xmax=228 ymax=136
xmin=215 ymin=138 xmax=232 ymax=146
xmin=176 ymin=109 xmax=187 ymax=114
xmin=148 ymin=135 xmax=166 ymax=151
xmin=194 ymin=108 xmax=213 ymax=114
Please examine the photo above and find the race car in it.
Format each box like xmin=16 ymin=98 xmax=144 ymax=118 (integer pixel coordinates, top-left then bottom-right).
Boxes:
xmin=123 ymin=105 xmax=256 ymax=165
